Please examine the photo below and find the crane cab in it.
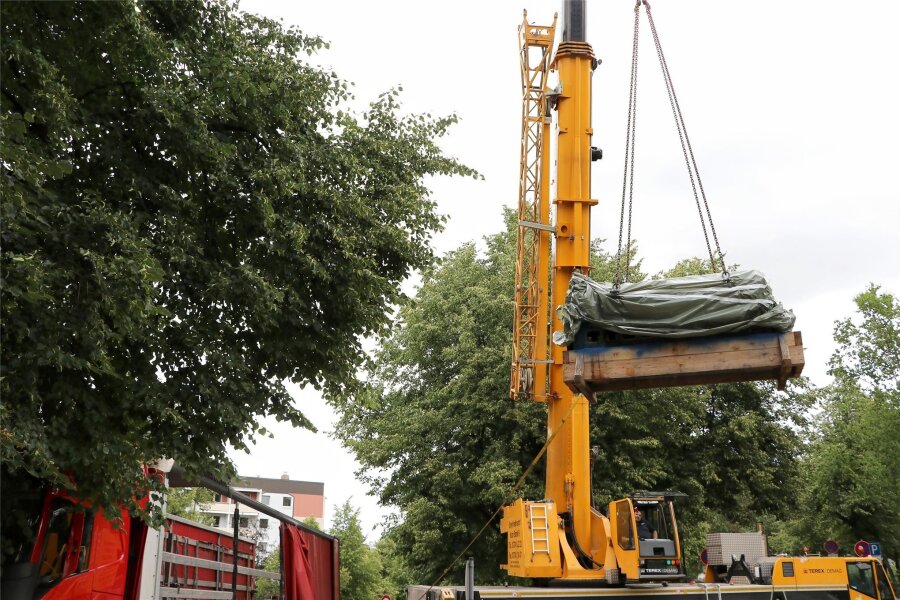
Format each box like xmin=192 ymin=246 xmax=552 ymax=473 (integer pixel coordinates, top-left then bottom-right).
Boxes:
xmin=608 ymin=493 xmax=686 ymax=583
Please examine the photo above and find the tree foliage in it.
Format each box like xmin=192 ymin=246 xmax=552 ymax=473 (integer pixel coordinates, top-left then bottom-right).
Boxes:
xmin=655 ymin=256 xmax=739 ymax=280
xmin=0 ymin=0 xmax=474 ymax=519
xmin=165 ymin=487 xmax=215 ymax=525
xmin=330 ymin=501 xmax=386 ymax=600
xmin=829 ymin=285 xmax=900 ymax=394
xmin=255 ymin=548 xmax=282 ymax=600
xmin=589 ymin=379 xmax=813 ymax=575
xmin=334 ymin=218 xmax=542 ymax=584
xmin=332 ymin=213 xmax=811 ymax=583
xmin=790 ymin=286 xmax=900 ymax=557
xmin=375 ymin=532 xmax=418 ymax=600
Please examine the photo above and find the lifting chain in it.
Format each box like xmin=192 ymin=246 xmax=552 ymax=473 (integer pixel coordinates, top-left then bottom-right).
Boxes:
xmin=614 ymin=2 xmax=641 ymax=288
xmin=614 ymin=0 xmax=728 ymax=288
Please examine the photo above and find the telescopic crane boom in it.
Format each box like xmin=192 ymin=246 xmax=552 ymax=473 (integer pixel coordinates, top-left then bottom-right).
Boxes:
xmin=502 ymin=0 xmax=684 ymax=583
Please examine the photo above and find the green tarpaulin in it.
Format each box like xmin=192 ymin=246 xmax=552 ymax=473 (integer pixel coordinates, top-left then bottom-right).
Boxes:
xmin=553 ymin=270 xmax=795 ymax=346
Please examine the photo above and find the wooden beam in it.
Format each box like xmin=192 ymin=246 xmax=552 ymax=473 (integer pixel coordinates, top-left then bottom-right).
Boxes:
xmin=564 ymin=331 xmax=804 ymax=395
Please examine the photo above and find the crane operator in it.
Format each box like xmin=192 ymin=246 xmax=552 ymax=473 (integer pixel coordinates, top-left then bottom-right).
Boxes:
xmin=634 ymin=507 xmax=658 ymax=540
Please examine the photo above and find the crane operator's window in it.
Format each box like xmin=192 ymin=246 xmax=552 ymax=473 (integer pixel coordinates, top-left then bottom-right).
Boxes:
xmin=848 ymin=562 xmax=877 ymax=598
xmin=634 ymin=501 xmax=674 ymax=540
xmin=616 ymin=500 xmax=634 ymax=550
xmin=635 ymin=502 xmax=662 ymax=538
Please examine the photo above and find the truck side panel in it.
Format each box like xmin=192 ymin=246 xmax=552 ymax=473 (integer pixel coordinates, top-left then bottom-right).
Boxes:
xmin=160 ymin=516 xmax=256 ymax=600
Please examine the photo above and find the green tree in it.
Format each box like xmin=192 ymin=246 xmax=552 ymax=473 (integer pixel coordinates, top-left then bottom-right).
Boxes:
xmin=165 ymin=487 xmax=215 ymax=525
xmin=792 ymin=286 xmax=900 ymax=557
xmin=654 ymin=256 xmax=739 ymax=279
xmin=0 ymin=0 xmax=474 ymax=521
xmin=334 ymin=215 xmax=545 ymax=584
xmin=588 ymin=380 xmax=813 ymax=576
xmin=332 ymin=215 xmax=809 ymax=582
xmin=830 ymin=285 xmax=900 ymax=394
xmin=330 ymin=500 xmax=385 ymax=600
xmin=255 ymin=548 xmax=282 ymax=600
xmin=375 ymin=531 xmax=417 ymax=600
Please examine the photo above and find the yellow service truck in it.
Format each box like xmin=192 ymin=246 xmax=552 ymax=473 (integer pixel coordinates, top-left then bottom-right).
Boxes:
xmin=412 ymin=555 xmax=895 ymax=600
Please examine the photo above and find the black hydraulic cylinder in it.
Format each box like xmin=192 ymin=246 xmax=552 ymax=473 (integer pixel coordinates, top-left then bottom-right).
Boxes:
xmin=562 ymin=0 xmax=587 ymax=42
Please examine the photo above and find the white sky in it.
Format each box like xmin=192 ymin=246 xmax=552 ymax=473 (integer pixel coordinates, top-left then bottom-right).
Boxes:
xmin=230 ymin=0 xmax=900 ymax=539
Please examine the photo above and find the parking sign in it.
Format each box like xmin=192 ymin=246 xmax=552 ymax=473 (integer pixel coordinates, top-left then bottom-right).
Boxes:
xmin=870 ymin=543 xmax=882 ymax=557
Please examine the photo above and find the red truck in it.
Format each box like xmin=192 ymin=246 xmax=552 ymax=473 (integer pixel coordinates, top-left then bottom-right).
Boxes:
xmin=1 ymin=465 xmax=339 ymax=600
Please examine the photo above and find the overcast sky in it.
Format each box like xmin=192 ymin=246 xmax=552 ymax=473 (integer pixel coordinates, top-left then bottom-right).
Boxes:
xmin=229 ymin=0 xmax=900 ymax=538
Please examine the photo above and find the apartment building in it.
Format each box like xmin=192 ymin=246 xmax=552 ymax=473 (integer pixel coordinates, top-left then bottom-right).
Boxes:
xmin=200 ymin=473 xmax=324 ymax=556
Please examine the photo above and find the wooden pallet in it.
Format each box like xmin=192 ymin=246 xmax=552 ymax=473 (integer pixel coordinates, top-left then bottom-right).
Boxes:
xmin=564 ymin=331 xmax=804 ymax=396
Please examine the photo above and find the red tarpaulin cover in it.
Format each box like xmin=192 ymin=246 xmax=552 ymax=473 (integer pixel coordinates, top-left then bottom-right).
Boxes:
xmin=282 ymin=523 xmax=317 ymax=600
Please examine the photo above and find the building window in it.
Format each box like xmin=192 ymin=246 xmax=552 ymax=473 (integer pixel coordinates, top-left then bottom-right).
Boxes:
xmin=262 ymin=495 xmax=271 ymax=505
xmin=213 ymin=493 xmax=222 ymax=502
xmin=259 ymin=519 xmax=269 ymax=529
xmin=282 ymin=497 xmax=292 ymax=507
xmin=211 ymin=516 xmax=221 ymax=528
xmin=239 ymin=517 xmax=249 ymax=528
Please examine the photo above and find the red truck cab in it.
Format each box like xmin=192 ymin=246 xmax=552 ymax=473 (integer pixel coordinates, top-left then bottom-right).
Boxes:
xmin=2 ymin=469 xmax=146 ymax=600
xmin=1 ymin=468 xmax=256 ymax=600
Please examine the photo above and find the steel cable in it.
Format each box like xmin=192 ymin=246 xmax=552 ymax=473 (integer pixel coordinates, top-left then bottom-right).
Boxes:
xmin=644 ymin=1 xmax=726 ymax=273
xmin=614 ymin=2 xmax=642 ymax=287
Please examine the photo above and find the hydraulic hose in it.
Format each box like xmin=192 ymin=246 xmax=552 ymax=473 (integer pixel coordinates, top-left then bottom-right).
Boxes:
xmin=561 ymin=511 xmax=603 ymax=571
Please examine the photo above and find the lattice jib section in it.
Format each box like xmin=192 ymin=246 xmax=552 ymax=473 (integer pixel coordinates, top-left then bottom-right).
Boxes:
xmin=511 ymin=12 xmax=557 ymax=401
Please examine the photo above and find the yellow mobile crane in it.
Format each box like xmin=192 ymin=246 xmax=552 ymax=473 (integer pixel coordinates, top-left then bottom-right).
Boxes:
xmin=501 ymin=0 xmax=804 ymax=586
xmin=410 ymin=3 xmax=893 ymax=600
xmin=502 ymin=1 xmax=676 ymax=584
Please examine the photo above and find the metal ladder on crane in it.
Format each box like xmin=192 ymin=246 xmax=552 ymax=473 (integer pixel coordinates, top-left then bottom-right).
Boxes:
xmin=529 ymin=503 xmax=551 ymax=555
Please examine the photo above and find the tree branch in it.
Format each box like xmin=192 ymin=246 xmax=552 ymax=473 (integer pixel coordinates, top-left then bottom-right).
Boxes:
xmin=2 ymin=86 xmax=26 ymax=114
xmin=76 ymin=80 xmax=138 ymax=102
xmin=208 ymin=121 xmax=271 ymax=152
